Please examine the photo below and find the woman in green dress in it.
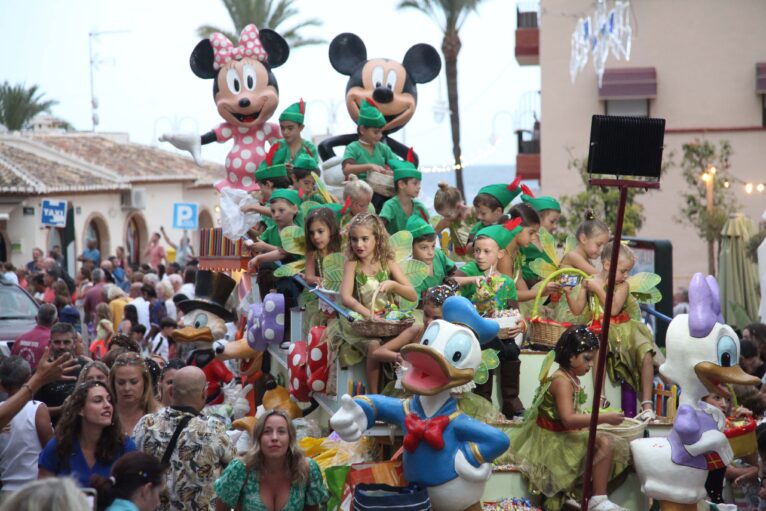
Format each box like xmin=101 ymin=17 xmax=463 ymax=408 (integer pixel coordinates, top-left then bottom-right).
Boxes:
xmin=214 ymin=410 xmax=328 ymax=511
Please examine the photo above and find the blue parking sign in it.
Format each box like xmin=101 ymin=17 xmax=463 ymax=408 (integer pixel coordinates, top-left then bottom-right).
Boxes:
xmin=41 ymin=199 xmax=67 ymax=227
xmin=172 ymin=203 xmax=199 ymax=230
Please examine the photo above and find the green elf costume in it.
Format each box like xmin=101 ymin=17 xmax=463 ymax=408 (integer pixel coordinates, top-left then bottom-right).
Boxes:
xmin=254 ymin=152 xmax=290 ymax=229
xmin=342 ymin=99 xmax=396 ymax=181
xmin=379 ymin=156 xmax=430 ymax=235
xmin=520 ymin=188 xmax=561 ymax=283
xmin=272 ymin=99 xmax=318 ymax=166
xmin=406 ymin=215 xmax=456 ymax=300
xmin=259 ymin=188 xmax=303 ymax=250
xmin=468 ymin=176 xmax=524 ymax=239
xmin=459 ymin=221 xmax=520 ymax=308
xmin=292 ymin=153 xmax=327 ymax=204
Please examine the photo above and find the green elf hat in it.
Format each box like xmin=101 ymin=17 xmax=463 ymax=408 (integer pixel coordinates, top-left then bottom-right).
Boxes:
xmin=520 ymin=184 xmax=561 ymax=212
xmin=279 ymin=98 xmax=305 ymax=124
xmin=477 ymin=175 xmax=523 ymax=209
xmin=406 ymin=215 xmax=436 ymax=239
xmin=269 ymin=188 xmax=302 ymax=206
xmin=255 ymin=143 xmax=287 ymax=181
xmin=357 ymin=98 xmax=386 ymax=128
xmin=292 ymin=153 xmax=319 ymax=171
xmin=476 ymin=217 xmax=523 ymax=249
xmin=390 ymin=148 xmax=422 ymax=183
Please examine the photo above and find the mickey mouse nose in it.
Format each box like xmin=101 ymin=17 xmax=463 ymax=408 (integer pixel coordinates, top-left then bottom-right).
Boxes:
xmin=239 ymin=98 xmax=251 ymax=108
xmin=372 ymin=87 xmax=393 ymax=104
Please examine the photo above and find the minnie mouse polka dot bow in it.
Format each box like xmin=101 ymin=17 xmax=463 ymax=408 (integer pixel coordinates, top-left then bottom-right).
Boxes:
xmin=209 ymin=24 xmax=268 ymax=70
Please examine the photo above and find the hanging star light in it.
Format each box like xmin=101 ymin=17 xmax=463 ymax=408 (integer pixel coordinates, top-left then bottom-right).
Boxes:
xmin=570 ymin=0 xmax=632 ymax=86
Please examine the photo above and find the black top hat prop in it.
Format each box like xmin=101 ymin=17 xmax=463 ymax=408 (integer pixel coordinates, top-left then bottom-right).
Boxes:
xmin=177 ymin=270 xmax=237 ymax=322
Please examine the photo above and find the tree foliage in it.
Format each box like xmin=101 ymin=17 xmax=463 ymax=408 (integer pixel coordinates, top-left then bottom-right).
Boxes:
xmin=558 ymin=153 xmax=668 ymax=237
xmin=0 ymin=82 xmax=57 ymax=131
xmin=675 ymin=140 xmax=738 ymax=243
xmin=197 ymin=0 xmax=324 ymax=48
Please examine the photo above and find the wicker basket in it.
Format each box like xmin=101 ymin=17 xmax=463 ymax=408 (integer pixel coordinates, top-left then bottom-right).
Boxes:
xmin=527 ymin=268 xmax=589 ymax=350
xmin=350 ymin=288 xmax=414 ymax=338
xmin=365 ymin=169 xmax=395 ymax=197
xmin=598 ymin=417 xmax=647 ymax=442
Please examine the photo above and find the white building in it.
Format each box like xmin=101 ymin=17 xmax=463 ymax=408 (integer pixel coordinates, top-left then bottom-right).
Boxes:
xmin=0 ymin=131 xmax=223 ymax=274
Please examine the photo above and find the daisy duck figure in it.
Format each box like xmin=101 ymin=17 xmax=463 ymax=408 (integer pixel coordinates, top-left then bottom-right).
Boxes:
xmin=630 ymin=273 xmax=759 ymax=510
xmin=331 ymin=296 xmax=509 ymax=511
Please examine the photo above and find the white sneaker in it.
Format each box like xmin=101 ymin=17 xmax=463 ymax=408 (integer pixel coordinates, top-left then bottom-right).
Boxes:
xmin=587 ymin=496 xmax=629 ymax=511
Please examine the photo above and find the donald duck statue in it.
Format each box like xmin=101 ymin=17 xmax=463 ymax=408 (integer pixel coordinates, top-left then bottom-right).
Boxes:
xmin=331 ymin=296 xmax=510 ymax=511
xmin=630 ymin=273 xmax=759 ymax=510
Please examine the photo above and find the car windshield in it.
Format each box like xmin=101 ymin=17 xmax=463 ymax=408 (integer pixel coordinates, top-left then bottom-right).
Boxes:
xmin=0 ymin=286 xmax=38 ymax=319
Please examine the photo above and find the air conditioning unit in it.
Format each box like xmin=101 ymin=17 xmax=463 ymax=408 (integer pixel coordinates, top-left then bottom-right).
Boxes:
xmin=121 ymin=188 xmax=147 ymax=210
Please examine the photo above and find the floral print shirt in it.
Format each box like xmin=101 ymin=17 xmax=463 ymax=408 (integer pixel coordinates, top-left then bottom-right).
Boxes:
xmin=133 ymin=407 xmax=236 ymax=510
xmin=215 ymin=458 xmax=328 ymax=511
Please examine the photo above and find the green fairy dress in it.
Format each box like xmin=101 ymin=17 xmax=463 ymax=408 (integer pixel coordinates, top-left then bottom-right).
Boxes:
xmin=510 ymin=353 xmax=629 ymax=510
xmin=325 ymin=262 xmax=393 ymax=367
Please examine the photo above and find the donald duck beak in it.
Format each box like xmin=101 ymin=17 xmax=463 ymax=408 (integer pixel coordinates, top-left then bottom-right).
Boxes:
xmin=695 ymin=362 xmax=760 ymax=397
xmin=173 ymin=326 xmax=213 ymax=343
xmin=400 ymin=344 xmax=474 ymax=396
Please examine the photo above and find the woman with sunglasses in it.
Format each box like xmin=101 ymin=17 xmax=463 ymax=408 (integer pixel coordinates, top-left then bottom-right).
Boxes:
xmin=109 ymin=353 xmax=160 ymax=437
xmin=214 ymin=409 xmax=328 ymax=511
xmin=38 ymin=380 xmax=137 ymax=487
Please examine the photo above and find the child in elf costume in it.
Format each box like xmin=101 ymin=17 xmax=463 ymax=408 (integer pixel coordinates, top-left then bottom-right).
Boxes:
xmin=454 ymin=220 xmax=526 ymax=417
xmin=273 ymin=99 xmax=318 ymax=170
xmin=291 ymin=154 xmax=327 ymax=204
xmin=342 ymin=99 xmax=397 ymax=212
xmin=241 ymin=146 xmax=293 ymax=227
xmin=467 ymin=177 xmax=524 ymax=249
xmin=379 ymin=155 xmax=430 ymax=235
xmin=406 ymin=215 xmax=456 ymax=302
xmin=519 ymin=189 xmax=561 ymax=285
xmin=249 ymin=188 xmax=304 ymax=319
xmin=433 ymin=182 xmax=477 ymax=262
xmin=511 ymin=326 xmax=629 ymax=511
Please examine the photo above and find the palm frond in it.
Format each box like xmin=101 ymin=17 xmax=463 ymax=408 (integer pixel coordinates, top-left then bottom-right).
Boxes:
xmin=0 ymin=82 xmax=57 ymax=131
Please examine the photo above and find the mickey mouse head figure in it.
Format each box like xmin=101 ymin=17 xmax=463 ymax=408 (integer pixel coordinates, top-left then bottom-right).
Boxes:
xmin=160 ymin=25 xmax=289 ymax=192
xmin=317 ymin=33 xmax=441 ymax=165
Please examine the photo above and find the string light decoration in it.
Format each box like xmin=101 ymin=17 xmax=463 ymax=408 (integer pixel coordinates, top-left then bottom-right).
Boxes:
xmin=700 ymin=170 xmax=765 ymax=195
xmin=570 ymin=0 xmax=632 ymax=86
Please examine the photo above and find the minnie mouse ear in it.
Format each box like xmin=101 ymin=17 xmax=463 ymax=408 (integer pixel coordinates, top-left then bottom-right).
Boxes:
xmin=259 ymin=29 xmax=289 ymax=68
xmin=190 ymin=39 xmax=217 ymax=79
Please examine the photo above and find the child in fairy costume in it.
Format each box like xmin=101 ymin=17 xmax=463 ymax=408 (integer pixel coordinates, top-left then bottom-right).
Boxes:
xmin=511 ymin=325 xmax=629 ymax=511
xmin=327 ymin=213 xmax=418 ymax=368
xmin=433 ymin=182 xmax=477 ymax=262
xmin=565 ymin=243 xmax=659 ymax=420
xmin=519 ymin=189 xmax=561 ymax=285
xmin=454 ymin=220 xmax=526 ymax=417
xmin=406 ymin=215 xmax=456 ymax=302
xmin=336 ymin=177 xmax=374 ymax=231
xmin=299 ymin=206 xmax=343 ymax=338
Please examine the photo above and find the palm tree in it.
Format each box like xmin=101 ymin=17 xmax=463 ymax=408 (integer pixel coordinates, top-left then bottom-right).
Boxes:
xmin=398 ymin=0 xmax=483 ymax=197
xmin=0 ymin=82 xmax=57 ymax=131
xmin=198 ymin=0 xmax=324 ymax=48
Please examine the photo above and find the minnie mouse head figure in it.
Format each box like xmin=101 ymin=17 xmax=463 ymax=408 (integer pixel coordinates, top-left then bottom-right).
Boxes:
xmin=160 ymin=25 xmax=289 ymax=193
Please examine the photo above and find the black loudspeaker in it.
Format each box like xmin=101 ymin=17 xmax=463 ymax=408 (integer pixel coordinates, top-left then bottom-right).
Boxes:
xmin=587 ymin=115 xmax=665 ymax=180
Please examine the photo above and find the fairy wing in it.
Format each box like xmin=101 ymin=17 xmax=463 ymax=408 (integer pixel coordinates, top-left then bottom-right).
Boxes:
xmin=311 ymin=172 xmax=337 ymax=204
xmin=300 ymin=200 xmax=320 ymax=219
xmin=474 ymin=349 xmax=500 ymax=385
xmin=538 ymin=350 xmax=556 ymax=384
xmin=389 ymin=231 xmax=413 ymax=261
xmin=401 ymin=259 xmax=429 ymax=289
xmin=321 ymin=252 xmax=345 ymax=292
xmin=530 ymin=258 xmax=559 ymax=279
xmin=279 ymin=226 xmax=306 ymax=256
xmin=274 ymin=260 xmax=306 ymax=278
xmin=627 ymin=272 xmax=662 ymax=304
xmin=563 ymin=234 xmax=577 ymax=255
xmin=538 ymin=228 xmax=560 ymax=266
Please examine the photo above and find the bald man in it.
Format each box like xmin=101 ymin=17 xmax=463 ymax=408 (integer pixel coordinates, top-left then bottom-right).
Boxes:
xmin=133 ymin=365 xmax=235 ymax=510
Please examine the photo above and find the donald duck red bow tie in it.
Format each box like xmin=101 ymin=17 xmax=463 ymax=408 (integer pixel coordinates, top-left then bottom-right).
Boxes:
xmin=210 ymin=24 xmax=268 ymax=70
xmin=403 ymin=413 xmax=450 ymax=452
